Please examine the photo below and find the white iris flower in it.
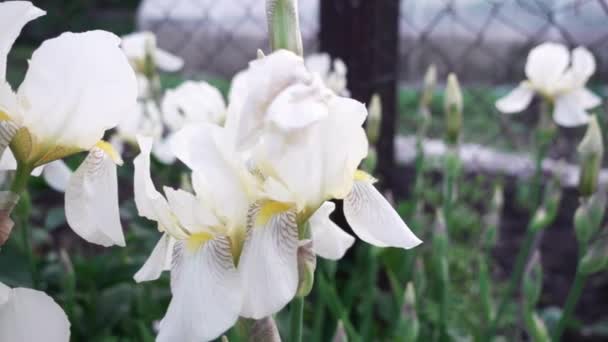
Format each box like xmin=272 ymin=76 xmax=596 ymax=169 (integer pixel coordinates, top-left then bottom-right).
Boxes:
xmin=496 ymin=42 xmax=601 ymax=127
xmin=0 ymin=1 xmax=138 ymax=247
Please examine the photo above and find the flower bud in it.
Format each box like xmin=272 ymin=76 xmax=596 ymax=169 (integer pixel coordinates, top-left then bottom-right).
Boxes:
xmin=527 ymin=312 xmax=551 ymax=342
xmin=398 ymin=282 xmax=420 ymax=342
xmin=482 ymin=183 xmax=504 ymax=249
xmin=578 ymin=115 xmax=603 ymax=197
xmin=523 ymin=250 xmax=543 ymax=308
xmin=402 ymin=282 xmax=417 ymax=317
xmin=366 ymin=94 xmax=382 ymax=146
xmin=574 ymin=192 xmax=606 ymax=246
xmin=332 ymin=321 xmax=348 ymax=342
xmin=266 ymin=0 xmax=303 ymax=56
xmin=580 ymin=230 xmax=608 ymax=275
xmin=420 ymin=64 xmax=437 ymax=109
xmin=296 ymin=239 xmax=316 ymax=297
xmin=444 ymin=73 xmax=463 ymax=145
xmin=529 ymin=180 xmax=561 ymax=233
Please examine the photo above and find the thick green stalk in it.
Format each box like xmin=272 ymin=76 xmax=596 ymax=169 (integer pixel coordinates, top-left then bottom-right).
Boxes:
xmin=552 ymin=268 xmax=587 ymax=341
xmin=485 ymin=228 xmax=535 ymax=339
xmin=11 ymin=162 xmax=37 ymax=287
xmin=486 ymin=103 xmax=554 ymax=340
xmin=10 ymin=162 xmax=32 ymax=195
xmin=289 ymin=296 xmax=304 ymax=342
xmin=552 ymin=238 xmax=588 ymax=341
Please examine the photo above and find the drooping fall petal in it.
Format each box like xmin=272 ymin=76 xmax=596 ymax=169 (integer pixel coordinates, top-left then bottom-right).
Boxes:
xmin=344 ymin=179 xmax=421 ymax=249
xmin=239 ymin=202 xmax=299 ymax=319
xmin=65 ymin=146 xmax=125 ymax=247
xmin=157 ymin=236 xmax=241 ymax=342
xmin=134 ymin=233 xmax=175 ymax=283
xmin=309 ymin=201 xmax=355 ymax=260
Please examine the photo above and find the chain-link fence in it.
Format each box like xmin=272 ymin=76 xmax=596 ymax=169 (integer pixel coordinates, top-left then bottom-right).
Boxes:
xmin=135 ymin=0 xmax=608 ymax=82
xmin=132 ymin=0 xmax=608 ymax=179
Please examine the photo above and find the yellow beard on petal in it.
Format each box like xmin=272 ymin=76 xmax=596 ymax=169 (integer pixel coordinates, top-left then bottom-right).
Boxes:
xmin=0 ymin=111 xmax=11 ymax=121
xmin=95 ymin=140 xmax=123 ymax=165
xmin=354 ymin=170 xmax=376 ymax=183
xmin=256 ymin=201 xmax=293 ymax=226
xmin=186 ymin=231 xmax=214 ymax=252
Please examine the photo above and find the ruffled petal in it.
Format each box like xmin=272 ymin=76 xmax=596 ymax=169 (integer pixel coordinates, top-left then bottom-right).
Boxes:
xmin=0 ymin=2 xmax=45 ymax=80
xmin=134 ymin=233 xmax=175 ymax=283
xmin=239 ymin=203 xmax=299 ymax=319
xmin=157 ymin=236 xmax=241 ymax=342
xmin=344 ymin=180 xmax=421 ymax=249
xmin=65 ymin=147 xmax=125 ymax=247
xmin=42 ymin=160 xmax=72 ymax=192
xmin=309 ymin=202 xmax=355 ymax=260
xmin=0 ymin=284 xmax=70 ymax=342
xmin=495 ymin=83 xmax=534 ymax=114
xmin=236 ymin=50 xmax=310 ymax=147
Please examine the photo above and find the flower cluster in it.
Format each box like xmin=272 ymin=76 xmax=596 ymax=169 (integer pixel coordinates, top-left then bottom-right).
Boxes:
xmin=133 ymin=49 xmax=421 ymax=341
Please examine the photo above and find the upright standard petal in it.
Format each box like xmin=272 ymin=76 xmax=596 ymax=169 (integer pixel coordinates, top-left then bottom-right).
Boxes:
xmin=344 ymin=177 xmax=422 ymax=249
xmin=309 ymin=201 xmax=355 ymax=260
xmin=525 ymin=42 xmax=569 ymax=94
xmin=553 ymin=91 xmax=592 ymax=127
xmin=65 ymin=146 xmax=125 ymax=247
xmin=134 ymin=233 xmax=175 ymax=283
xmin=495 ymin=83 xmax=534 ymax=114
xmin=239 ymin=203 xmax=299 ymax=319
xmin=171 ymin=124 xmax=254 ymax=225
xmin=0 ymin=285 xmax=70 ymax=342
xmin=0 ymin=1 xmax=45 ymax=80
xmin=254 ymin=95 xmax=368 ymax=210
xmin=570 ymin=47 xmax=596 ymax=86
xmin=157 ymin=236 xmax=241 ymax=342
xmin=42 ymin=160 xmax=72 ymax=192
xmin=17 ymin=30 xmax=137 ymax=149
xmin=236 ymin=49 xmax=310 ymax=147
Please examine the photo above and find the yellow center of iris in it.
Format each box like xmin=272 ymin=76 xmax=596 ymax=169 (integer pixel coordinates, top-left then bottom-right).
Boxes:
xmin=256 ymin=201 xmax=292 ymax=226
xmin=186 ymin=231 xmax=214 ymax=252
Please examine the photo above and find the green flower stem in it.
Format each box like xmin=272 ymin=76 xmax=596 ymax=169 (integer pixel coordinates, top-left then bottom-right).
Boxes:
xmin=361 ymin=247 xmax=379 ymax=339
xmin=10 ymin=162 xmax=37 ymax=287
xmin=552 ymin=255 xmax=588 ymax=340
xmin=10 ymin=162 xmax=32 ymax=195
xmin=289 ymin=296 xmax=304 ymax=342
xmin=485 ymin=227 xmax=536 ymax=339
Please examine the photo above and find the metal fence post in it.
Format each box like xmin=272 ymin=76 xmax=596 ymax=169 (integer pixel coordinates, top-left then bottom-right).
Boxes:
xmin=320 ymin=0 xmax=400 ymax=189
